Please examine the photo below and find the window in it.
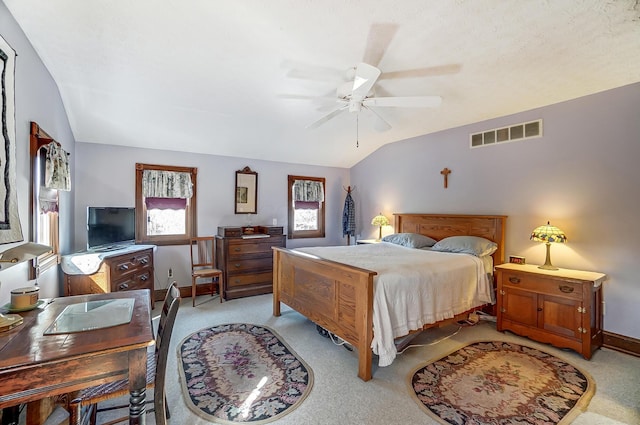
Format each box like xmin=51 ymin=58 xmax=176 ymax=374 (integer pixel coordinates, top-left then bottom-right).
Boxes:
xmin=287 ymin=175 xmax=325 ymax=239
xmin=135 ymin=163 xmax=197 ymax=245
xmin=30 ymin=122 xmax=63 ymax=278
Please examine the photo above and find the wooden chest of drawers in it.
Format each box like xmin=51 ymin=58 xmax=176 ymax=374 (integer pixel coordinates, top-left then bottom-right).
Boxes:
xmin=495 ymin=263 xmax=606 ymax=359
xmin=63 ymin=246 xmax=155 ymax=307
xmin=216 ymin=226 xmax=285 ymax=300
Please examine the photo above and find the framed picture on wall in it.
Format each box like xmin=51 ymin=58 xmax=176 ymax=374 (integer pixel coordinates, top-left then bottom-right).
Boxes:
xmin=0 ymin=35 xmax=24 ymax=244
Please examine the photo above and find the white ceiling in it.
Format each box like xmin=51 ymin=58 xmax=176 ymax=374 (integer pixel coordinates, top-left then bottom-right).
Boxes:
xmin=5 ymin=0 xmax=640 ymax=168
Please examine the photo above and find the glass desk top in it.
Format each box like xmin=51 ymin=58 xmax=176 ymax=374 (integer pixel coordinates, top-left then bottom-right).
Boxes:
xmin=44 ymin=298 xmax=135 ymax=335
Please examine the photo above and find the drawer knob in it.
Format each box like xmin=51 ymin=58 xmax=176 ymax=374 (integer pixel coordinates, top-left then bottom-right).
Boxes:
xmin=140 ymin=258 xmax=148 ymax=265
xmin=559 ymin=285 xmax=574 ymax=293
xmin=118 ymin=283 xmax=129 ymax=290
xmin=234 ymin=248 xmax=241 ymax=252
xmin=118 ymin=264 xmax=129 ymax=271
xmin=508 ymin=277 xmax=521 ymax=284
xmin=140 ymin=275 xmax=148 ymax=281
xmin=234 ymin=263 xmax=241 ymax=268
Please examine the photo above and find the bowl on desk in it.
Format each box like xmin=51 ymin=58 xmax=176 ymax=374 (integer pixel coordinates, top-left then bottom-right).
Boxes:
xmin=10 ymin=286 xmax=39 ymax=310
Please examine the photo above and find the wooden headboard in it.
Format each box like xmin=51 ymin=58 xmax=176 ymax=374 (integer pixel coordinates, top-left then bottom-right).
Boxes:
xmin=394 ymin=213 xmax=507 ymax=265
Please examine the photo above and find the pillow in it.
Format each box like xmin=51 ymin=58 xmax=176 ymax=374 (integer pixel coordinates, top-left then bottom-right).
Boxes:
xmin=381 ymin=233 xmax=437 ymax=249
xmin=431 ymin=236 xmax=498 ymax=257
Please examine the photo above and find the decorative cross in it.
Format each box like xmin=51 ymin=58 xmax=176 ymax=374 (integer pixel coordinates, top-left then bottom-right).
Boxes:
xmin=440 ymin=168 xmax=451 ymax=188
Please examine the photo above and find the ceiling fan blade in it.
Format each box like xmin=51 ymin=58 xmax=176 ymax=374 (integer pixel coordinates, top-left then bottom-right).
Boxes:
xmin=379 ymin=64 xmax=462 ymax=80
xmin=317 ymin=99 xmax=348 ymax=112
xmin=364 ymin=106 xmax=392 ymax=132
xmin=277 ymin=94 xmax=333 ymax=100
xmin=306 ymin=106 xmax=348 ymax=130
xmin=352 ymin=63 xmax=381 ymax=99
xmin=281 ymin=60 xmax=345 ymax=82
xmin=363 ymin=96 xmax=442 ymax=108
xmin=362 ymin=23 xmax=399 ymax=67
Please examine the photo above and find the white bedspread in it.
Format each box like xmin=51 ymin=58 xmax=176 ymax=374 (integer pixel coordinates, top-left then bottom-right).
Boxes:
xmin=295 ymin=243 xmax=492 ymax=367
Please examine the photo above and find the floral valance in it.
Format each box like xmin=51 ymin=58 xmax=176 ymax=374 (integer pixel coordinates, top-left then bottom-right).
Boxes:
xmin=44 ymin=143 xmax=71 ymax=191
xmin=292 ymin=180 xmax=324 ymax=209
xmin=142 ymin=170 xmax=193 ymax=199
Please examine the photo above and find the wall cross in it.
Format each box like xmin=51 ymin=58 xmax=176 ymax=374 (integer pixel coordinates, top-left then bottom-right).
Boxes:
xmin=440 ymin=167 xmax=451 ymax=188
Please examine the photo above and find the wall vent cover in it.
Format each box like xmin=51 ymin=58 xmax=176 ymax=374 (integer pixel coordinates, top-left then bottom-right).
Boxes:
xmin=470 ymin=119 xmax=542 ymax=148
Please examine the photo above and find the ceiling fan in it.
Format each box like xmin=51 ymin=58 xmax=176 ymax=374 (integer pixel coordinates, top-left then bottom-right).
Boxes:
xmin=281 ymin=23 xmax=452 ymax=132
xmin=305 ymin=62 xmax=442 ymax=131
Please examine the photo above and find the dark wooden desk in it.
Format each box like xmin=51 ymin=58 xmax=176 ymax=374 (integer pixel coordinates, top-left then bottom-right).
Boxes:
xmin=0 ymin=290 xmax=154 ymax=424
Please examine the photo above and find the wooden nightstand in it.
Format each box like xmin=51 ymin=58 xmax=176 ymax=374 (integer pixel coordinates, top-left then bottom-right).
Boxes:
xmin=495 ymin=263 xmax=606 ymax=359
xmin=356 ymin=239 xmax=380 ymax=244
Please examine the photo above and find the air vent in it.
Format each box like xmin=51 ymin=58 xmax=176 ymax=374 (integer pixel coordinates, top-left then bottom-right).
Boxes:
xmin=470 ymin=119 xmax=542 ymax=148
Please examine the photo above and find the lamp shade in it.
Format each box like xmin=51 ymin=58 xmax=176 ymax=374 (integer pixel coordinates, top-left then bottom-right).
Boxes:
xmin=0 ymin=242 xmax=53 ymax=271
xmin=530 ymin=222 xmax=567 ymax=243
xmin=530 ymin=221 xmax=566 ymax=270
xmin=371 ymin=213 xmax=390 ymax=227
xmin=371 ymin=213 xmax=390 ymax=241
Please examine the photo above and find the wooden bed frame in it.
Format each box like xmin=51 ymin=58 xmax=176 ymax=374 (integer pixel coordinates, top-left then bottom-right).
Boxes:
xmin=272 ymin=213 xmax=507 ymax=381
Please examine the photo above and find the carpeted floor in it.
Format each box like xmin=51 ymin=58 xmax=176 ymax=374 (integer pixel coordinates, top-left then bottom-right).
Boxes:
xmin=96 ymin=293 xmax=639 ymax=424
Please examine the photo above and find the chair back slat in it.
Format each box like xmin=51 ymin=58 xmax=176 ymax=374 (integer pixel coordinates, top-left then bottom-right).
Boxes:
xmin=154 ymin=281 xmax=181 ymax=425
xmin=190 ymin=237 xmax=215 ymax=269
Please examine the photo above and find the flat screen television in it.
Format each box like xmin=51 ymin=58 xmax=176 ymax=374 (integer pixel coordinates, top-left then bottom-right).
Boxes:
xmin=87 ymin=207 xmax=136 ymax=250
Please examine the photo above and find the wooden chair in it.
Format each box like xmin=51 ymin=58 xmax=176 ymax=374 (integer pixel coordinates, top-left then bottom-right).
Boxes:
xmin=190 ymin=236 xmax=223 ymax=306
xmin=67 ymin=282 xmax=181 ymax=425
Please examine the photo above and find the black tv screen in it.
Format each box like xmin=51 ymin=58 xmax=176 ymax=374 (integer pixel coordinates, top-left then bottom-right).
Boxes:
xmin=87 ymin=207 xmax=136 ymax=250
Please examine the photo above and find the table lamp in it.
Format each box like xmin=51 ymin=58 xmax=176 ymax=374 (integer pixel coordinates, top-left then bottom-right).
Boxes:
xmin=371 ymin=213 xmax=390 ymax=241
xmin=0 ymin=242 xmax=53 ymax=270
xmin=530 ymin=221 xmax=567 ymax=270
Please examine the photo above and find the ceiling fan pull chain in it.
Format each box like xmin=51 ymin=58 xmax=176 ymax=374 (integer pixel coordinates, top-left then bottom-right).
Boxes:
xmin=356 ymin=114 xmax=359 ymax=148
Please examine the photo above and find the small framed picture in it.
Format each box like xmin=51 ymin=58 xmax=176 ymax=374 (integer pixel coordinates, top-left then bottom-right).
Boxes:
xmin=509 ymin=255 xmax=526 ymax=265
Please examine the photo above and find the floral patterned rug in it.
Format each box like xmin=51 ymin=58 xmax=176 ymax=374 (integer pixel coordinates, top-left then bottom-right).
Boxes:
xmin=410 ymin=341 xmax=595 ymax=425
xmin=178 ymin=323 xmax=313 ymax=424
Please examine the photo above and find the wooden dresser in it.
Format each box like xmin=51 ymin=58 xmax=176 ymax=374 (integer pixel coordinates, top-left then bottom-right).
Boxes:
xmin=495 ymin=263 xmax=606 ymax=359
xmin=62 ymin=245 xmax=155 ymax=307
xmin=216 ymin=226 xmax=285 ymax=301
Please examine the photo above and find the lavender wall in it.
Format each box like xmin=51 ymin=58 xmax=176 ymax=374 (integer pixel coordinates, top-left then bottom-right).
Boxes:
xmin=73 ymin=143 xmax=350 ymax=291
xmin=4 ymin=1 xmax=639 ymax=340
xmin=0 ymin=4 xmax=74 ymax=304
xmin=351 ymin=82 xmax=640 ymax=339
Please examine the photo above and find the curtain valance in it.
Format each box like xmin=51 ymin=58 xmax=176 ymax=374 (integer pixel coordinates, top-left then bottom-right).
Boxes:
xmin=44 ymin=143 xmax=71 ymax=191
xmin=142 ymin=170 xmax=193 ymax=199
xmin=292 ymin=180 xmax=324 ymax=209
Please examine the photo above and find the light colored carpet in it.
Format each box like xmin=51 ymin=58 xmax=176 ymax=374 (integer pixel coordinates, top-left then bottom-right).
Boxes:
xmin=79 ymin=294 xmax=640 ymax=424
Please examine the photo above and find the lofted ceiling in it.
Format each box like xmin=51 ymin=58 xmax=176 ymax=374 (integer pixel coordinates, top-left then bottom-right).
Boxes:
xmin=4 ymin=0 xmax=640 ymax=168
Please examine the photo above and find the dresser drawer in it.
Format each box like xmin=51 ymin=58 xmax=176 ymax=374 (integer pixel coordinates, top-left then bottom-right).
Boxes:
xmin=228 ymin=240 xmax=278 ymax=258
xmin=501 ymin=272 xmax=582 ymax=300
xmin=112 ymin=269 xmax=153 ymax=292
xmin=227 ymin=257 xmax=272 ymax=273
xmin=227 ymin=272 xmax=273 ymax=288
xmin=109 ymin=252 xmax=153 ymax=280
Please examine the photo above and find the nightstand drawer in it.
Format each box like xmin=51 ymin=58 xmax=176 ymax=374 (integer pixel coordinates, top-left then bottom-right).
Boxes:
xmin=501 ymin=272 xmax=582 ymax=300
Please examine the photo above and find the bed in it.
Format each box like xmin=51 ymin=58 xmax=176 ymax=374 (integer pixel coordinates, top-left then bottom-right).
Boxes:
xmin=272 ymin=213 xmax=507 ymax=381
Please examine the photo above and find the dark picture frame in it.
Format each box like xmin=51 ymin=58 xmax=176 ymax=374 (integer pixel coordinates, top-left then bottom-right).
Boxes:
xmin=235 ymin=166 xmax=257 ymax=214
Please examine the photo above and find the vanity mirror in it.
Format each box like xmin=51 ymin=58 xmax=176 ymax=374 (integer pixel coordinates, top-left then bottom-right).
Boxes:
xmin=235 ymin=166 xmax=257 ymax=214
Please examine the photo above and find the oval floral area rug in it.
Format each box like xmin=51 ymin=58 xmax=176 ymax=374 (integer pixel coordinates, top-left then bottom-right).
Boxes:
xmin=410 ymin=341 xmax=595 ymax=425
xmin=178 ymin=323 xmax=313 ymax=424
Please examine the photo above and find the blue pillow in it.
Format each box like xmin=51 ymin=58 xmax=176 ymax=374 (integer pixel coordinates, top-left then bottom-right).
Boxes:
xmin=431 ymin=236 xmax=498 ymax=257
xmin=381 ymin=233 xmax=437 ymax=249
